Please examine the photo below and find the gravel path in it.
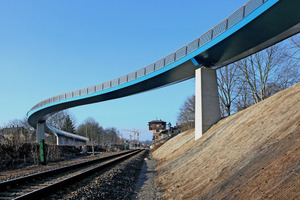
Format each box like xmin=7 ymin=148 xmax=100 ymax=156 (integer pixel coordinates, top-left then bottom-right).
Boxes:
xmin=131 ymin=153 xmax=161 ymax=200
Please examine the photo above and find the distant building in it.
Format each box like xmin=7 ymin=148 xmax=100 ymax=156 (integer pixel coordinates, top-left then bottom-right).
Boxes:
xmin=148 ymin=119 xmax=166 ymax=142
xmin=159 ymin=126 xmax=181 ymax=139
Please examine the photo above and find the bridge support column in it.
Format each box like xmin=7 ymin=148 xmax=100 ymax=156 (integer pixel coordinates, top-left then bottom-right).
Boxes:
xmin=195 ymin=67 xmax=221 ymax=140
xmin=36 ymin=122 xmax=46 ymax=165
xmin=57 ymin=136 xmax=63 ymax=145
xmin=36 ymin=122 xmax=45 ymax=142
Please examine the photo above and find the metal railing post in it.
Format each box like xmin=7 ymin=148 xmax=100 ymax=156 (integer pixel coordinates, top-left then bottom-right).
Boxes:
xmin=225 ymin=19 xmax=229 ymax=30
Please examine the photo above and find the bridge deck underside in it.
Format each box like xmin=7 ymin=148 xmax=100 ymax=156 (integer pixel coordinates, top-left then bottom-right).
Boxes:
xmin=194 ymin=0 xmax=300 ymax=68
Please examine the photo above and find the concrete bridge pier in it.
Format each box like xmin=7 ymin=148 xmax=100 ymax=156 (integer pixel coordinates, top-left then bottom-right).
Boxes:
xmin=36 ymin=122 xmax=45 ymax=142
xmin=51 ymin=132 xmax=66 ymax=146
xmin=195 ymin=67 xmax=221 ymax=140
xmin=57 ymin=135 xmax=65 ymax=146
xmin=36 ymin=122 xmax=46 ymax=164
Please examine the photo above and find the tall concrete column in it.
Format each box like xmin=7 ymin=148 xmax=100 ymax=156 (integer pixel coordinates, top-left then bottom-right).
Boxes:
xmin=36 ymin=122 xmax=45 ymax=142
xmin=195 ymin=67 xmax=221 ymax=140
xmin=57 ymin=136 xmax=63 ymax=145
xmin=56 ymin=136 xmax=67 ymax=145
xmin=36 ymin=122 xmax=46 ymax=164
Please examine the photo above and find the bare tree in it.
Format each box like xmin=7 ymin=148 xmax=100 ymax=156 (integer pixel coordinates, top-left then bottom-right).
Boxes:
xmin=20 ymin=117 xmax=35 ymax=142
xmin=176 ymin=95 xmax=195 ymax=131
xmin=2 ymin=117 xmax=35 ymax=143
xmin=104 ymin=127 xmax=119 ymax=145
xmin=288 ymin=34 xmax=300 ymax=60
xmin=237 ymin=43 xmax=299 ymax=104
xmin=234 ymin=83 xmax=253 ymax=112
xmin=46 ymin=110 xmax=77 ymax=144
xmin=77 ymin=118 xmax=104 ymax=145
xmin=47 ymin=111 xmax=67 ymax=129
xmin=217 ymin=64 xmax=241 ymax=116
xmin=47 ymin=110 xmax=76 ymax=130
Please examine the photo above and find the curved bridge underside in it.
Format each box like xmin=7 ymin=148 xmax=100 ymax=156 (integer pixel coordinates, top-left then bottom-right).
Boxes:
xmin=28 ymin=0 xmax=300 ymax=129
xmin=46 ymin=123 xmax=90 ymax=146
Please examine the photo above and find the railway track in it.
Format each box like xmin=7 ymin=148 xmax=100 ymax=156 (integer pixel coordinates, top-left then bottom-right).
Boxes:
xmin=0 ymin=149 xmax=143 ymax=200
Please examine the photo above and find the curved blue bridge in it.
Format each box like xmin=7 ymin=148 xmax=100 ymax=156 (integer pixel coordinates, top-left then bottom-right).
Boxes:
xmin=28 ymin=0 xmax=300 ymax=143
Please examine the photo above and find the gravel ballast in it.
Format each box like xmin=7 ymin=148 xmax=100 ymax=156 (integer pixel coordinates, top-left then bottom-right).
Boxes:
xmin=56 ymin=150 xmax=147 ymax=200
xmin=0 ymin=152 xmax=121 ymax=182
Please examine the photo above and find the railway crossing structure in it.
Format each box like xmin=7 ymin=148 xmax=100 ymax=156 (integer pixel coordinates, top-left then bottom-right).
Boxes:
xmin=27 ymin=0 xmax=300 ymax=162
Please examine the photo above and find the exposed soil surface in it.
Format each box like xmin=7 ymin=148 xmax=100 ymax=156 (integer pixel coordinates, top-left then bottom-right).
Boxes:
xmin=153 ymin=82 xmax=300 ymax=199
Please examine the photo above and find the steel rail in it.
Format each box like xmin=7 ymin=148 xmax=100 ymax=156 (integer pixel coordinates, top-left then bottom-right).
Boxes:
xmin=0 ymin=149 xmax=143 ymax=200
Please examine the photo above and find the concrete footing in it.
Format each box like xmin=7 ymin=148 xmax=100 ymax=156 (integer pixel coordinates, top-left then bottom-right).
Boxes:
xmin=195 ymin=68 xmax=221 ymax=140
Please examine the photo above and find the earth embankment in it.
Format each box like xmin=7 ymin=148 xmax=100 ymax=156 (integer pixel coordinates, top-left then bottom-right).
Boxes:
xmin=153 ymin=82 xmax=300 ymax=199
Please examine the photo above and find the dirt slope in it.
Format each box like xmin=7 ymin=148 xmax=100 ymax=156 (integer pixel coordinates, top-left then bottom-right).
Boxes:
xmin=153 ymin=82 xmax=300 ymax=200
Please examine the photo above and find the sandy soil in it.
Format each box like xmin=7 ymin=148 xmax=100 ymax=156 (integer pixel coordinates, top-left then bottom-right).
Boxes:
xmin=153 ymin=82 xmax=300 ymax=199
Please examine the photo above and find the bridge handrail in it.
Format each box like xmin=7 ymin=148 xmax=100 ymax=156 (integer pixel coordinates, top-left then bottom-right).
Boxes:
xmin=46 ymin=122 xmax=90 ymax=142
xmin=29 ymin=0 xmax=267 ymax=112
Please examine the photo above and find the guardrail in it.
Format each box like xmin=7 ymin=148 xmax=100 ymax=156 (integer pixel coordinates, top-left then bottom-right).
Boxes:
xmin=29 ymin=0 xmax=267 ymax=112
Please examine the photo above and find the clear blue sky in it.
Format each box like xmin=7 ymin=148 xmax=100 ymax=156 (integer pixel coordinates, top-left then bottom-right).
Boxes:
xmin=0 ymin=0 xmax=247 ymax=141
